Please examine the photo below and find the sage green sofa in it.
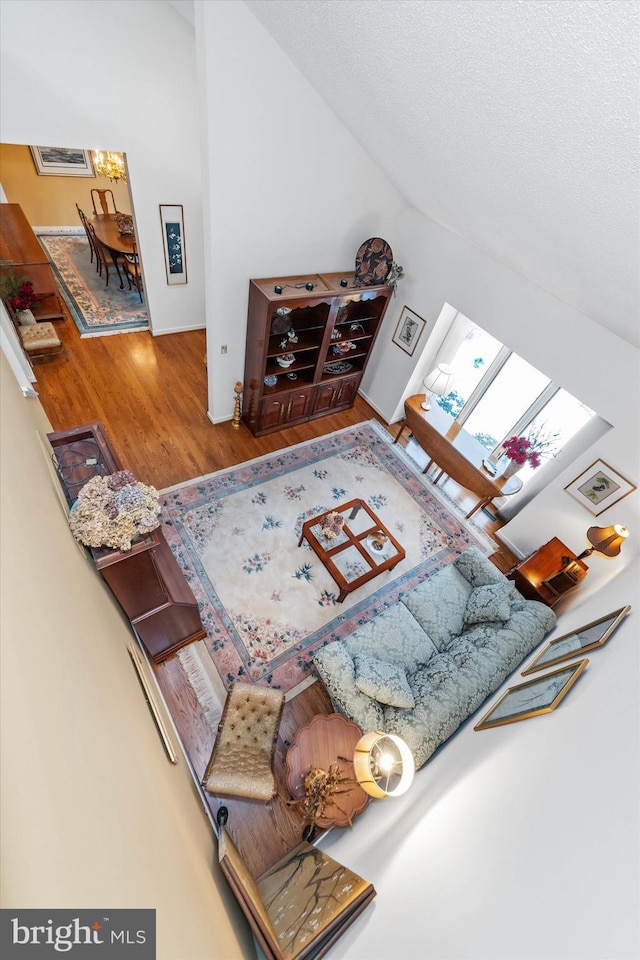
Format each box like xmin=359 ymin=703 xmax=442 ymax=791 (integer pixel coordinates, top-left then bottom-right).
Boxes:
xmin=312 ymin=547 xmax=557 ymax=769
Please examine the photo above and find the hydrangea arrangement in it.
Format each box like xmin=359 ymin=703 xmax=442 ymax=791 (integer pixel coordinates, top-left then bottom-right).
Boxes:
xmin=320 ymin=511 xmax=345 ymax=539
xmin=69 ymin=470 xmax=161 ymax=551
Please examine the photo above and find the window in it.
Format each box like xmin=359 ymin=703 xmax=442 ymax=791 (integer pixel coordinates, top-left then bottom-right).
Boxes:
xmin=432 ymin=312 xmax=601 ymax=506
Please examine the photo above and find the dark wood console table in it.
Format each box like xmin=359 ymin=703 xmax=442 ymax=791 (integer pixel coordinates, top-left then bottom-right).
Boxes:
xmin=507 ymin=537 xmax=588 ymax=607
xmin=0 ymin=203 xmax=66 ymax=320
xmin=47 ymin=422 xmax=206 ymax=662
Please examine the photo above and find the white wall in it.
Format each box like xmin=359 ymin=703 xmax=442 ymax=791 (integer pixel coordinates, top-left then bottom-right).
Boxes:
xmin=196 ymin=0 xmax=407 ymax=421
xmin=0 ymin=354 xmax=251 ymax=960
xmin=0 ymin=0 xmax=205 ymax=335
xmin=321 ymin=560 xmax=639 ymax=960
xmin=360 ymin=208 xmax=639 ymax=596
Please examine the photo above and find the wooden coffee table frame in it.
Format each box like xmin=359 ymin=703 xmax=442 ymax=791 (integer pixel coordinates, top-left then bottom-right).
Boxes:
xmin=298 ymin=498 xmax=405 ymax=602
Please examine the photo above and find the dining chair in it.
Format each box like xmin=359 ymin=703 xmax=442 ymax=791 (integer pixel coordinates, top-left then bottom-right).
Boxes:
xmin=123 ymin=240 xmax=144 ymax=302
xmin=90 ymin=188 xmax=117 ymax=216
xmin=76 ymin=203 xmax=98 ymax=269
xmin=86 ymin=223 xmax=111 ymax=286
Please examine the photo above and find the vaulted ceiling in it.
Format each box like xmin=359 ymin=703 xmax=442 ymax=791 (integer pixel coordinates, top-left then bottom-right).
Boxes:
xmin=173 ymin=0 xmax=640 ymax=347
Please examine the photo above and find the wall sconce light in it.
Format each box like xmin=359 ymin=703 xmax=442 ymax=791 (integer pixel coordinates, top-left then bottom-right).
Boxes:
xmin=353 ymin=731 xmax=415 ymax=799
xmin=421 ymin=363 xmax=453 ymax=411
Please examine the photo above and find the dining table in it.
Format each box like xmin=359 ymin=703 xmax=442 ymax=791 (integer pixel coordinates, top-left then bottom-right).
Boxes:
xmin=395 ymin=396 xmax=524 ymax=518
xmin=89 ymin=213 xmax=136 ymax=289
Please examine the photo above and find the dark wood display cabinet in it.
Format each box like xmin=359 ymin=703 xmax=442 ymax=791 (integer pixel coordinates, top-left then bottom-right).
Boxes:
xmin=242 ymin=272 xmax=392 ymax=436
xmin=47 ymin=422 xmax=207 ymax=663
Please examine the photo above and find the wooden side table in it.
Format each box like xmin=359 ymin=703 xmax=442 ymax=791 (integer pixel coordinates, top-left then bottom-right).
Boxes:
xmin=286 ymin=714 xmax=369 ymax=829
xmin=507 ymin=537 xmax=588 ymax=607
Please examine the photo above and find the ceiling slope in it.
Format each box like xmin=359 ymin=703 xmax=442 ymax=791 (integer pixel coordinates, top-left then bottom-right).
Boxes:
xmin=241 ymin=0 xmax=639 ymax=347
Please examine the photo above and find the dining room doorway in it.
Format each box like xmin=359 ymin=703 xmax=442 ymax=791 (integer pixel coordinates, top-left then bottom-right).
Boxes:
xmin=0 ymin=142 xmax=149 ymax=336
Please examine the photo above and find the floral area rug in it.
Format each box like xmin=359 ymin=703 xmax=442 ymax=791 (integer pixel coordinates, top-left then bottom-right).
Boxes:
xmin=160 ymin=420 xmax=495 ymax=695
xmin=38 ymin=233 xmax=148 ymax=336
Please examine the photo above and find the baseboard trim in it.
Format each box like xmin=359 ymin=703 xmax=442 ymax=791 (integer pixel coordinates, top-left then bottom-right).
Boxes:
xmin=357 ymin=388 xmax=400 ymax=425
xmin=151 ymin=324 xmax=206 ymax=336
xmin=34 ymin=225 xmax=83 ymax=235
xmin=207 ymin=410 xmax=233 ymax=426
xmin=492 ymin=529 xmax=525 ymax=560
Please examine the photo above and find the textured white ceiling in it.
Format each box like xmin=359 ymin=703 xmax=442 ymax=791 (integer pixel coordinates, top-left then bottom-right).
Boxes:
xmin=171 ymin=0 xmax=639 ymax=346
xmin=243 ymin=0 xmax=640 ymax=347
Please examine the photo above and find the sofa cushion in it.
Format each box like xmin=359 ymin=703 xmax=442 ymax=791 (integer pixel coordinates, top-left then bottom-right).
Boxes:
xmin=354 ymin=655 xmax=415 ymax=709
xmin=454 ymin=547 xmax=511 ymax=589
xmin=401 ymin=565 xmax=472 ymax=650
xmin=464 ymin=583 xmax=513 ymax=626
xmin=344 ymin=603 xmax=437 ymax=673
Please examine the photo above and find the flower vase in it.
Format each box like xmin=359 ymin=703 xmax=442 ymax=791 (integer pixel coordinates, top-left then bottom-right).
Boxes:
xmin=502 ymin=459 xmax=522 ymax=479
xmin=15 ymin=308 xmax=36 ymax=326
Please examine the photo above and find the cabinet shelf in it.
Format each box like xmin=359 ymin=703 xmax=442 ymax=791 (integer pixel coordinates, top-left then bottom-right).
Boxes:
xmin=243 ymin=273 xmax=392 ymax=437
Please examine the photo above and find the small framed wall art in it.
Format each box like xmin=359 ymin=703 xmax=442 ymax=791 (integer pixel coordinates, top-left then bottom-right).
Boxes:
xmin=522 ymin=605 xmax=631 ymax=675
xmin=30 ymin=146 xmax=95 ymax=177
xmin=159 ymin=204 xmax=187 ymax=285
xmin=392 ymin=306 xmax=427 ymax=356
xmin=474 ymin=659 xmax=588 ymax=730
xmin=564 ymin=459 xmax=636 ymax=516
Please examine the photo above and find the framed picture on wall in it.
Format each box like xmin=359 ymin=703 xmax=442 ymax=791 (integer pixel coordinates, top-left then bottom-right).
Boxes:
xmin=564 ymin=459 xmax=636 ymax=516
xmin=391 ymin=306 xmax=427 ymax=356
xmin=522 ymin=605 xmax=631 ymax=675
xmin=30 ymin=146 xmax=95 ymax=177
xmin=474 ymin=659 xmax=589 ymax=730
xmin=159 ymin=204 xmax=188 ymax=285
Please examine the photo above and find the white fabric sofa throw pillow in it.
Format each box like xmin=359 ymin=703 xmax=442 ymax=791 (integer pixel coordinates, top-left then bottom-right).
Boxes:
xmin=464 ymin=582 xmax=513 ymax=626
xmin=354 ymin=654 xmax=415 ymax=709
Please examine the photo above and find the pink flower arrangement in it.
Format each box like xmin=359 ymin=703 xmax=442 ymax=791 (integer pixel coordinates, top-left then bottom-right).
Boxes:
xmin=503 ymin=436 xmax=537 ymax=467
xmin=9 ymin=281 xmax=42 ymax=312
xmin=503 ymin=427 xmax=558 ymax=469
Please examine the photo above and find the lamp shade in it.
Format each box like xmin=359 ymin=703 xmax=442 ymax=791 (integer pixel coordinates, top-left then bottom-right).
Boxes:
xmin=353 ymin=731 xmax=415 ymax=799
xmin=423 ymin=363 xmax=453 ymax=398
xmin=587 ymin=523 xmax=629 ymax=557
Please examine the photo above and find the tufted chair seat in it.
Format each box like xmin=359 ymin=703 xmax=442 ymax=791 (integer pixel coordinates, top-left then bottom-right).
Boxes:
xmin=203 ymin=682 xmax=285 ymax=802
xmin=16 ymin=321 xmax=64 ymax=360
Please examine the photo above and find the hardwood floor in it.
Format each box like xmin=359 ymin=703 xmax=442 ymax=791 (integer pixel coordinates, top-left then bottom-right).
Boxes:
xmin=32 ymin=308 xmax=518 ymax=874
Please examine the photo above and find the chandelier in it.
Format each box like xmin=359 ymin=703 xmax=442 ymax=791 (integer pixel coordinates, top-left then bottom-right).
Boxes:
xmin=92 ymin=150 xmax=127 ymax=183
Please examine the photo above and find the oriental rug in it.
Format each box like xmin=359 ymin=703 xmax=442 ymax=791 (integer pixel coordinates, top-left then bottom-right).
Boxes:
xmin=38 ymin=232 xmax=148 ymax=337
xmin=161 ymin=420 xmax=495 ymax=697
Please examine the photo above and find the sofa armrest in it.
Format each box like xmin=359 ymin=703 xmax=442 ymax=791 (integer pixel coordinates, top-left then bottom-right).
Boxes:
xmin=313 ymin=642 xmax=384 ymax=730
xmin=454 ymin=546 xmax=511 ymax=589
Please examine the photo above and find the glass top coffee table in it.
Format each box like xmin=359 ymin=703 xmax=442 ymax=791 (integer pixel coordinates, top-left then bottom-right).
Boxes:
xmin=298 ymin=498 xmax=405 ymax=602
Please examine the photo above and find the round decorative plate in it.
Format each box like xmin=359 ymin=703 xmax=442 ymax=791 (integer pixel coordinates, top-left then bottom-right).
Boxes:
xmin=323 ymin=360 xmax=353 ymax=374
xmin=355 ymin=237 xmax=393 ymax=286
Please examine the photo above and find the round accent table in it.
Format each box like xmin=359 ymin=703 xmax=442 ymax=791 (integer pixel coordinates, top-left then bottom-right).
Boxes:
xmin=285 ymin=713 xmax=370 ymax=829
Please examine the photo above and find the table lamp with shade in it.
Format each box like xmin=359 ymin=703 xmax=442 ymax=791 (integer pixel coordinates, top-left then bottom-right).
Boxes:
xmin=353 ymin=731 xmax=415 ymax=799
xmin=573 ymin=523 xmax=629 ymax=561
xmin=421 ymin=363 xmax=453 ymax=411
